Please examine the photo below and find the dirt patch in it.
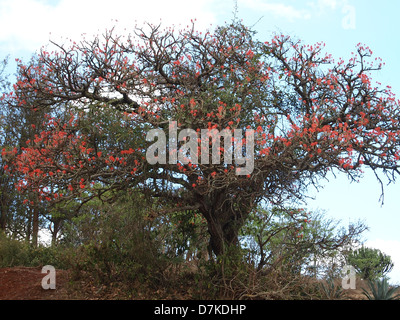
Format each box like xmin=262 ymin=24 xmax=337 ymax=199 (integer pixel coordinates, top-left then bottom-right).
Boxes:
xmin=0 ymin=266 xmax=71 ymax=300
xmin=0 ymin=266 xmax=134 ymax=300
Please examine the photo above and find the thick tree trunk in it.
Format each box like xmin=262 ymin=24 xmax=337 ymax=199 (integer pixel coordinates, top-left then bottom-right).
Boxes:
xmin=196 ymin=189 xmax=254 ymax=257
xmin=202 ymin=206 xmax=246 ymax=257
xmin=208 ymin=220 xmax=238 ymax=256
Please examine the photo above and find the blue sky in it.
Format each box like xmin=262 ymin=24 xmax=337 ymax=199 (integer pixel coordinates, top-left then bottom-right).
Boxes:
xmin=1 ymin=0 xmax=399 ymax=283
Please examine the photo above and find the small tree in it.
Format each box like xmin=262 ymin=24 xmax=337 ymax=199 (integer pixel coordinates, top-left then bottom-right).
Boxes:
xmin=346 ymin=246 xmax=394 ymax=281
xmin=241 ymin=206 xmax=367 ymax=273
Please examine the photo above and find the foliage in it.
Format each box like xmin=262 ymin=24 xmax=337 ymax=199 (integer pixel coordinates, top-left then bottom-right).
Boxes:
xmin=362 ymin=277 xmax=400 ymax=300
xmin=62 ymin=192 xmax=163 ymax=284
xmin=319 ymin=278 xmax=345 ymax=300
xmin=0 ymin=230 xmax=66 ymax=268
xmin=346 ymin=246 xmax=394 ymax=281
xmin=57 ymin=189 xmax=210 ymax=293
xmin=0 ymin=230 xmax=29 ymax=267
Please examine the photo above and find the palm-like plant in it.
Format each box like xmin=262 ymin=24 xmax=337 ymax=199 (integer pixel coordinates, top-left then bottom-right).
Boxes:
xmin=320 ymin=278 xmax=345 ymax=300
xmin=362 ymin=277 xmax=400 ymax=300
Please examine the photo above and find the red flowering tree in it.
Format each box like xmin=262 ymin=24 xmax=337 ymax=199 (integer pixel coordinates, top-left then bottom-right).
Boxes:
xmin=3 ymin=22 xmax=400 ymax=255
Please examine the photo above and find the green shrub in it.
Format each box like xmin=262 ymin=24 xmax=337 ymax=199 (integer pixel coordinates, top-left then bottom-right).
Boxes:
xmin=0 ymin=231 xmax=68 ymax=268
xmin=362 ymin=277 xmax=400 ymax=300
xmin=0 ymin=231 xmax=30 ymax=267
xmin=320 ymin=278 xmax=345 ymax=300
xmin=60 ymin=193 xmax=170 ymax=288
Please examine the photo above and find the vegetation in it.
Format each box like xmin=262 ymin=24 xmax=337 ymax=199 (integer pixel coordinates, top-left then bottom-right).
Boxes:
xmin=347 ymin=246 xmax=394 ymax=281
xmin=362 ymin=277 xmax=400 ymax=300
xmin=320 ymin=278 xmax=345 ymax=300
xmin=0 ymin=19 xmax=399 ymax=299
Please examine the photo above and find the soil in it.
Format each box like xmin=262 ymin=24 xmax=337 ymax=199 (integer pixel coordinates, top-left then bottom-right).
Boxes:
xmin=0 ymin=266 xmax=129 ymax=300
xmin=0 ymin=266 xmax=70 ymax=300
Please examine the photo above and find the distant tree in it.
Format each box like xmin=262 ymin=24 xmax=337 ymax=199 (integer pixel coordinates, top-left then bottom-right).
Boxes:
xmin=0 ymin=55 xmax=11 ymax=231
xmin=3 ymin=21 xmax=400 ymax=256
xmin=0 ymin=56 xmax=53 ymax=244
xmin=0 ymin=56 xmax=25 ymax=234
xmin=346 ymin=246 xmax=394 ymax=280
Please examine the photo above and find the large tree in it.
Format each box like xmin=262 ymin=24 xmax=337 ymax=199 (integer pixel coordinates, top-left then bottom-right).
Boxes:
xmin=3 ymin=22 xmax=400 ymax=256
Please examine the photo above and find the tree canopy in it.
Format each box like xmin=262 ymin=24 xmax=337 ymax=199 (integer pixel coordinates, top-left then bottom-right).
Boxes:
xmin=2 ymin=21 xmax=400 ymax=255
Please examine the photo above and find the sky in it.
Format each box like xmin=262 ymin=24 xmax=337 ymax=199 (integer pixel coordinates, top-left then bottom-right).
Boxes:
xmin=0 ymin=0 xmax=399 ymax=284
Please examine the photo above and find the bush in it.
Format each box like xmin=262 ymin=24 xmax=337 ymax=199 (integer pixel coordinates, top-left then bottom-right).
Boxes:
xmin=319 ymin=278 xmax=345 ymax=300
xmin=60 ymin=192 xmax=172 ymax=290
xmin=0 ymin=231 xmax=66 ymax=268
xmin=362 ymin=277 xmax=400 ymax=300
xmin=0 ymin=231 xmax=29 ymax=267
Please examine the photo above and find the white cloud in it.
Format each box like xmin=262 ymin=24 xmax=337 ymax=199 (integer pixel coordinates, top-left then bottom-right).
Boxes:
xmin=239 ymin=0 xmax=312 ymax=21
xmin=238 ymin=0 xmax=356 ymax=30
xmin=0 ymin=0 xmax=218 ymax=53
xmin=365 ymin=239 xmax=400 ymax=285
xmin=313 ymin=0 xmax=339 ymax=11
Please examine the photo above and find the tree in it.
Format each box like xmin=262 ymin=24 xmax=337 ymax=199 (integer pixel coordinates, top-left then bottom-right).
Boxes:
xmin=3 ymin=21 xmax=400 ymax=256
xmin=346 ymin=246 xmax=394 ymax=281
xmin=0 ymin=56 xmax=28 ymax=237
xmin=0 ymin=55 xmax=57 ymax=245
xmin=0 ymin=55 xmax=11 ymax=231
xmin=241 ymin=206 xmax=367 ymax=274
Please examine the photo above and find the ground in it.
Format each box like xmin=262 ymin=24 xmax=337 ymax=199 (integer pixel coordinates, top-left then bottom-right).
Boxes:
xmin=0 ymin=266 xmax=368 ymax=300
xmin=0 ymin=266 xmax=128 ymax=300
xmin=0 ymin=267 xmax=69 ymax=300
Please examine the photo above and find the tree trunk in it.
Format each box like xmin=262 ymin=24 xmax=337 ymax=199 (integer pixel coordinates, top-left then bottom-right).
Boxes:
xmin=0 ymin=209 xmax=6 ymax=231
xmin=32 ymin=205 xmax=39 ymax=248
xmin=0 ymin=172 xmax=11 ymax=231
xmin=201 ymin=206 xmax=246 ymax=257
xmin=26 ymin=210 xmax=32 ymax=242
xmin=51 ymin=219 xmax=62 ymax=247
